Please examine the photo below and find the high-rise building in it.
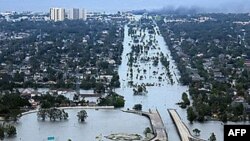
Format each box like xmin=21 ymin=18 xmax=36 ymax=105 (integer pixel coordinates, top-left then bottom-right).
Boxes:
xmin=50 ymin=8 xmax=65 ymax=21
xmin=79 ymin=9 xmax=87 ymax=21
xmin=68 ymin=8 xmax=79 ymax=20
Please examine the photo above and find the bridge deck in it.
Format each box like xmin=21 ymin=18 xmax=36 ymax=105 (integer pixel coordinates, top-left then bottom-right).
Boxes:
xmin=168 ymin=109 xmax=206 ymax=141
xmin=124 ymin=109 xmax=167 ymax=141
xmin=149 ymin=109 xmax=168 ymax=141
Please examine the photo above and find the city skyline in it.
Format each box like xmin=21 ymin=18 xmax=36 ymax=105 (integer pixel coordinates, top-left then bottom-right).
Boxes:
xmin=49 ymin=8 xmax=87 ymax=21
xmin=50 ymin=8 xmax=65 ymax=21
xmin=1 ymin=0 xmax=250 ymax=13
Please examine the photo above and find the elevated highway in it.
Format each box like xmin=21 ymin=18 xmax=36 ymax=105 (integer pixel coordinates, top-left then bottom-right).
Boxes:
xmin=168 ymin=109 xmax=206 ymax=141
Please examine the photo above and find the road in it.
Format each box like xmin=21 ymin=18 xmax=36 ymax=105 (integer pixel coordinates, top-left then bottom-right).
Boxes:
xmin=124 ymin=109 xmax=168 ymax=141
xmin=168 ymin=109 xmax=206 ymax=141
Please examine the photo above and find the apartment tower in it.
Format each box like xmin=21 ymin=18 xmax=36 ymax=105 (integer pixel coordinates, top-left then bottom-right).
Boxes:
xmin=80 ymin=9 xmax=87 ymax=21
xmin=68 ymin=8 xmax=80 ymax=20
xmin=50 ymin=8 xmax=65 ymax=21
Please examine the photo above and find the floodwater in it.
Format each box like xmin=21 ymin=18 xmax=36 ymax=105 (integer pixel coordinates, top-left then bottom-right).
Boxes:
xmin=6 ymin=109 xmax=149 ymax=141
xmin=116 ymin=15 xmax=225 ymax=141
xmin=6 ymin=15 xmax=247 ymax=141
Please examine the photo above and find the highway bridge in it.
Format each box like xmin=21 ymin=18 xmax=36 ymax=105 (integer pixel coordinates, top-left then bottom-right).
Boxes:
xmin=124 ymin=109 xmax=168 ymax=141
xmin=168 ymin=109 xmax=206 ymax=141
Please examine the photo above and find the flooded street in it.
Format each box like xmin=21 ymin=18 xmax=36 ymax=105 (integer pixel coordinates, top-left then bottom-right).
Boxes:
xmin=116 ymin=16 xmax=225 ymax=141
xmin=6 ymin=15 xmax=229 ymax=141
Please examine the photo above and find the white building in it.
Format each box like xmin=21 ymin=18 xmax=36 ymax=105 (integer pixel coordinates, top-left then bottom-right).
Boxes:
xmin=79 ymin=9 xmax=87 ymax=21
xmin=68 ymin=8 xmax=79 ymax=20
xmin=50 ymin=8 xmax=65 ymax=21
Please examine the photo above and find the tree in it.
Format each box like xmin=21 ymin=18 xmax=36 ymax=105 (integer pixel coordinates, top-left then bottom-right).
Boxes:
xmin=113 ymin=96 xmax=125 ymax=108
xmin=133 ymin=104 xmax=142 ymax=111
xmin=193 ymin=128 xmax=201 ymax=136
xmin=133 ymin=85 xmax=147 ymax=95
xmin=110 ymin=73 xmax=120 ymax=88
xmin=37 ymin=108 xmax=68 ymax=121
xmin=13 ymin=71 xmax=24 ymax=82
xmin=220 ymin=113 xmax=228 ymax=122
xmin=153 ymin=59 xmax=158 ymax=66
xmin=0 ymin=126 xmax=4 ymax=140
xmin=95 ymin=83 xmax=105 ymax=93
xmin=39 ymin=94 xmax=70 ymax=108
xmin=98 ymin=92 xmax=125 ymax=108
xmin=77 ymin=110 xmax=88 ymax=122
xmin=0 ymin=93 xmax=30 ymax=120
xmin=187 ymin=107 xmax=197 ymax=123
xmin=5 ymin=124 xmax=16 ymax=137
xmin=47 ymin=108 xmax=63 ymax=121
xmin=8 ymin=109 xmax=22 ymax=122
xmin=143 ymin=127 xmax=152 ymax=136
xmin=138 ymin=86 xmax=143 ymax=93
xmin=62 ymin=109 xmax=68 ymax=120
xmin=233 ymin=103 xmax=244 ymax=116
xmin=209 ymin=132 xmax=216 ymax=141
xmin=37 ymin=108 xmax=47 ymax=120
xmin=182 ymin=92 xmax=190 ymax=105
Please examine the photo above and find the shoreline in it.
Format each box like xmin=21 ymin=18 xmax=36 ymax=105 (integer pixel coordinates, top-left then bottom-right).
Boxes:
xmin=21 ymin=106 xmax=115 ymax=116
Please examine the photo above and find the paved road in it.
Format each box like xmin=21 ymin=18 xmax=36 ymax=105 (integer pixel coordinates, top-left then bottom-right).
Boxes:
xmin=124 ymin=109 xmax=168 ymax=141
xmin=168 ymin=109 xmax=190 ymax=141
xmin=168 ymin=109 xmax=206 ymax=141
xmin=149 ymin=109 xmax=168 ymax=141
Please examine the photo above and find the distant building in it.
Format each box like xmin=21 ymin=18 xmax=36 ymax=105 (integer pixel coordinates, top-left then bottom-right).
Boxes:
xmin=50 ymin=8 xmax=65 ymax=21
xmin=79 ymin=9 xmax=87 ymax=21
xmin=68 ymin=8 xmax=79 ymax=20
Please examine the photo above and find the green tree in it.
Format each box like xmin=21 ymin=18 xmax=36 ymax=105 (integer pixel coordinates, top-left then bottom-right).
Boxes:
xmin=182 ymin=92 xmax=190 ymax=106
xmin=0 ymin=93 xmax=30 ymax=120
xmin=113 ymin=96 xmax=125 ymax=108
xmin=37 ymin=108 xmax=68 ymax=121
xmin=233 ymin=104 xmax=244 ymax=116
xmin=138 ymin=86 xmax=143 ymax=93
xmin=95 ymin=83 xmax=105 ymax=93
xmin=193 ymin=128 xmax=201 ymax=136
xmin=98 ymin=92 xmax=125 ymax=108
xmin=209 ymin=133 xmax=216 ymax=141
xmin=110 ymin=73 xmax=120 ymax=88
xmin=220 ymin=113 xmax=228 ymax=122
xmin=13 ymin=71 xmax=24 ymax=82
xmin=5 ymin=124 xmax=16 ymax=137
xmin=187 ymin=107 xmax=197 ymax=123
xmin=77 ymin=110 xmax=88 ymax=122
xmin=37 ymin=108 xmax=47 ymax=120
xmin=143 ymin=127 xmax=152 ymax=136
xmin=133 ymin=104 xmax=142 ymax=111
xmin=62 ymin=109 xmax=68 ymax=120
xmin=0 ymin=126 xmax=4 ymax=140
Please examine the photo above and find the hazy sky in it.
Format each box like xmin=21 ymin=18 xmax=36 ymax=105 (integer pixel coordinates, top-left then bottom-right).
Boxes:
xmin=0 ymin=0 xmax=250 ymax=13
